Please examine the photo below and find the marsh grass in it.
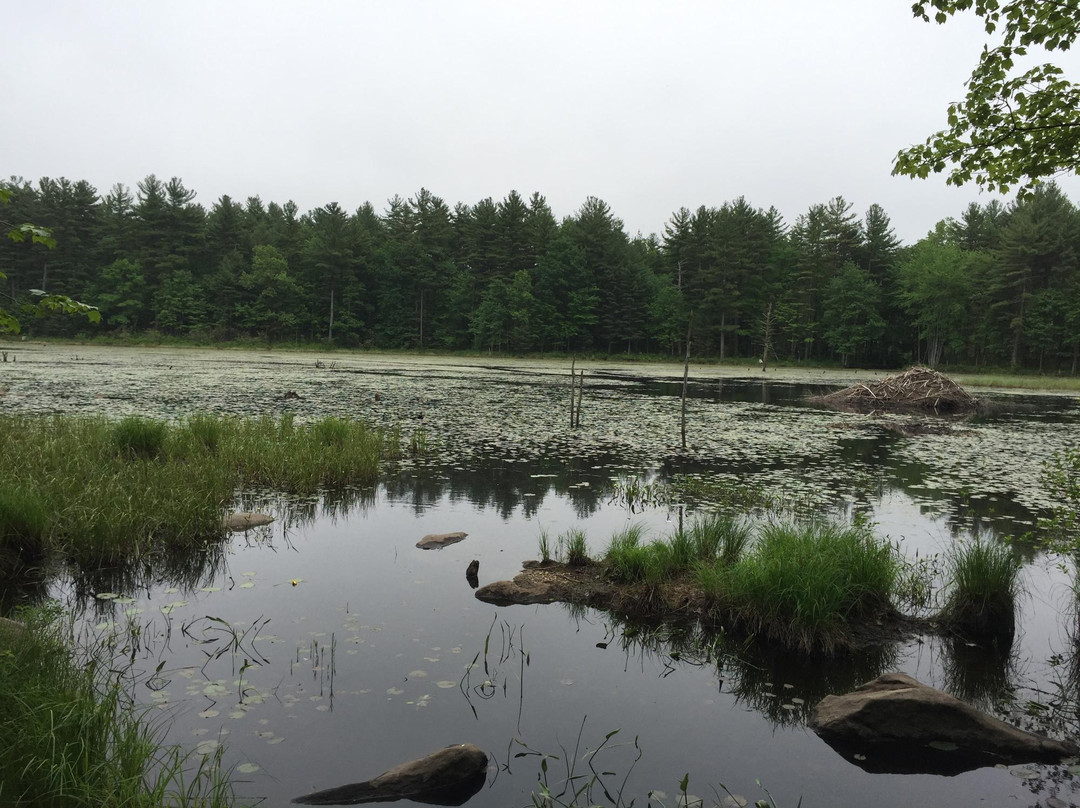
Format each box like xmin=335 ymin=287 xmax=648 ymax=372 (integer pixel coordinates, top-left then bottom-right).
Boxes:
xmin=689 ymin=515 xmax=751 ymax=566
xmin=0 ymin=486 xmax=48 ymax=561
xmin=0 ymin=414 xmax=395 ymax=569
xmin=703 ymin=521 xmax=901 ymax=653
xmin=538 ymin=529 xmax=553 ymax=563
xmin=111 ymin=416 xmax=169 ymax=459
xmin=0 ymin=607 xmax=240 ymax=807
xmin=940 ymin=539 xmax=1021 ymax=641
xmin=603 ymin=516 xmax=751 ymax=589
xmin=953 ymin=373 xmax=1080 ymax=392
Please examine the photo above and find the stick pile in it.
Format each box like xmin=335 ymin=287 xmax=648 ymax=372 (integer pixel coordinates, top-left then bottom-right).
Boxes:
xmin=818 ymin=367 xmax=979 ymax=415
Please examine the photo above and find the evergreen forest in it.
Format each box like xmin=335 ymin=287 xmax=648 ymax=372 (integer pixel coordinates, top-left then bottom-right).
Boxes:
xmin=2 ymin=175 xmax=1079 ymax=373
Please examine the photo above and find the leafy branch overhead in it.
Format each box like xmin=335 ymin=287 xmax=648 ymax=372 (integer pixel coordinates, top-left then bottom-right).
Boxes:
xmin=894 ymin=0 xmax=1080 ymax=194
xmin=1 ymin=187 xmax=100 ymax=334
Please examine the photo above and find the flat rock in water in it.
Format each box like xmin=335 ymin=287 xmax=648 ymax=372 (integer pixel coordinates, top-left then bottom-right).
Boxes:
xmin=292 ymin=743 xmax=487 ymax=805
xmin=810 ymin=672 xmax=1076 ymax=774
xmin=416 ymin=531 xmax=468 ymax=550
xmin=222 ymin=512 xmax=275 ymax=531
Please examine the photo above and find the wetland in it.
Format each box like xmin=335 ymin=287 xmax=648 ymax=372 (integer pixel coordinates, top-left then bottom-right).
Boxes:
xmin=2 ymin=343 xmax=1080 ymax=807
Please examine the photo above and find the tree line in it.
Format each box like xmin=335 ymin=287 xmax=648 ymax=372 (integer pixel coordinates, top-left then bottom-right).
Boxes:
xmin=1 ymin=175 xmax=1078 ymax=372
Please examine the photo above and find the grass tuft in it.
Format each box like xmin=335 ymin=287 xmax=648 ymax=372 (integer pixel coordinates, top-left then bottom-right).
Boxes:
xmin=111 ymin=416 xmax=168 ymax=459
xmin=703 ymin=521 xmax=901 ymax=653
xmin=940 ymin=538 xmax=1021 ymax=641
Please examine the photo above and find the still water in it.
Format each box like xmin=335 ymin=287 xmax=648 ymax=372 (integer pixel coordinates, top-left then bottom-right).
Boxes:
xmin=3 ymin=344 xmax=1080 ymax=807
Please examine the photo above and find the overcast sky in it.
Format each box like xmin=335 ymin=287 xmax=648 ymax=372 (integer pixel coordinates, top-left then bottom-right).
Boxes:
xmin=5 ymin=1 xmax=1079 ymax=244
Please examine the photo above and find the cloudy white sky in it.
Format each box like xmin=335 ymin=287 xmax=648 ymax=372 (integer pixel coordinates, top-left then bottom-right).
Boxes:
xmin=5 ymin=1 xmax=1079 ymax=243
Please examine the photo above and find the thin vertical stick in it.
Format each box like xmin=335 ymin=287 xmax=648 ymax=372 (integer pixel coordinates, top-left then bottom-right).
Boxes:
xmin=575 ymin=370 xmax=584 ymax=428
xmin=570 ymin=358 xmax=577 ymax=428
xmin=681 ymin=313 xmax=693 ymax=450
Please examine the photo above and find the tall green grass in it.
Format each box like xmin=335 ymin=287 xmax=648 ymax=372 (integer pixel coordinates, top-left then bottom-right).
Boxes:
xmin=0 ymin=607 xmax=240 ymax=807
xmin=0 ymin=414 xmax=397 ymax=569
xmin=702 ymin=521 xmax=901 ymax=653
xmin=602 ymin=517 xmax=751 ymax=588
xmin=940 ymin=538 xmax=1021 ymax=641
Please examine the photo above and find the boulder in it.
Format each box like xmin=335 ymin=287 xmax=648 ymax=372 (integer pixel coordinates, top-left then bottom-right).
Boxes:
xmin=416 ymin=532 xmax=468 ymax=550
xmin=222 ymin=512 xmax=274 ymax=531
xmin=810 ymin=673 xmax=1076 ymax=774
xmin=292 ymin=743 xmax=488 ymax=805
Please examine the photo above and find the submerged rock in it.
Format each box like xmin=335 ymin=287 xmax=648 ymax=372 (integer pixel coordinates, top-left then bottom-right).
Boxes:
xmin=465 ymin=559 xmax=479 ymax=589
xmin=222 ymin=512 xmax=275 ymax=531
xmin=810 ymin=673 xmax=1075 ymax=774
xmin=416 ymin=531 xmax=468 ymax=550
xmin=292 ymin=743 xmax=488 ymax=805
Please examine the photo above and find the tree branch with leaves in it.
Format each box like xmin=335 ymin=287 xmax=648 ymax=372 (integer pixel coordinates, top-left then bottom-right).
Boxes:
xmin=894 ymin=0 xmax=1080 ymax=194
xmin=1 ymin=187 xmax=101 ymax=334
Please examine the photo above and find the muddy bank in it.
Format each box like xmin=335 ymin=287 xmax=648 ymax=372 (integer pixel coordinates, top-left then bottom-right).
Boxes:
xmin=476 ymin=560 xmax=933 ymax=653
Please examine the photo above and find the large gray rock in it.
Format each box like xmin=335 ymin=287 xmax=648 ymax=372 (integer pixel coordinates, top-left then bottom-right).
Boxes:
xmin=416 ymin=532 xmax=468 ymax=550
xmin=292 ymin=743 xmax=487 ymax=805
xmin=810 ymin=673 xmax=1076 ymax=774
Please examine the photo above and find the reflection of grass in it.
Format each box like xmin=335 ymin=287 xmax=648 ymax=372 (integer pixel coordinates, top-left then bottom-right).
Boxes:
xmin=0 ymin=607 xmax=239 ymax=807
xmin=704 ymin=521 xmax=901 ymax=654
xmin=940 ymin=538 xmax=1020 ymax=641
xmin=0 ymin=414 xmax=396 ymax=571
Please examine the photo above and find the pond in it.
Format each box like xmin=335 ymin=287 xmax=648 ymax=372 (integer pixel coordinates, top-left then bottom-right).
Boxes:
xmin=2 ymin=343 xmax=1080 ymax=807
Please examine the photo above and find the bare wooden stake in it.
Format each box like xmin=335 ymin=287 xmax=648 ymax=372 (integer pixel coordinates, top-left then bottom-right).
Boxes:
xmin=569 ymin=358 xmax=577 ymax=428
xmin=575 ymin=370 xmax=584 ymax=429
xmin=681 ymin=313 xmax=693 ymax=449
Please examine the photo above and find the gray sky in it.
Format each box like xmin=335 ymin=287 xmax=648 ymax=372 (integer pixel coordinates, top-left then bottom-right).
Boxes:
xmin=5 ymin=1 xmax=1079 ymax=244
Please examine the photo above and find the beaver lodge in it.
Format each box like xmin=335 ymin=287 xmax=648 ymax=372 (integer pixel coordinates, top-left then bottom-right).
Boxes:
xmin=816 ymin=366 xmax=980 ymax=415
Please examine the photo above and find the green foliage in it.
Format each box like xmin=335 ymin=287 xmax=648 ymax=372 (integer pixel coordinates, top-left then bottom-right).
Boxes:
xmin=896 ymin=1 xmax=1080 ymax=194
xmin=940 ymin=538 xmax=1021 ymax=640
xmin=0 ymin=607 xmax=240 ymax=807
xmin=1 ymin=187 xmax=101 ymax=335
xmin=705 ymin=521 xmax=901 ymax=653
xmin=3 ymin=172 xmax=1079 ymax=371
xmin=1040 ymin=448 xmax=1080 ymax=550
